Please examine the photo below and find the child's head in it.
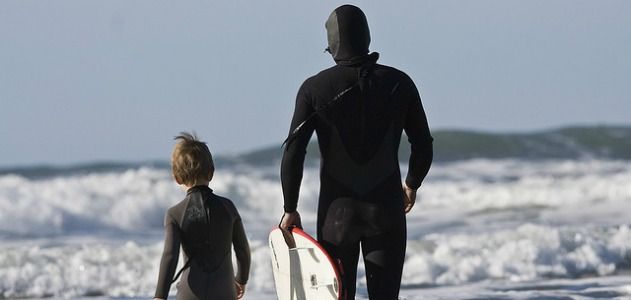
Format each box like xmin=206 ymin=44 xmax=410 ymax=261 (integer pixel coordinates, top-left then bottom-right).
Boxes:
xmin=171 ymin=132 xmax=214 ymax=187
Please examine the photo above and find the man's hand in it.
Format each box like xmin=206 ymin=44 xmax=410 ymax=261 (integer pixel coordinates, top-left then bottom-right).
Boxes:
xmin=403 ymin=183 xmax=417 ymax=214
xmin=235 ymin=280 xmax=245 ymax=299
xmin=279 ymin=211 xmax=302 ymax=230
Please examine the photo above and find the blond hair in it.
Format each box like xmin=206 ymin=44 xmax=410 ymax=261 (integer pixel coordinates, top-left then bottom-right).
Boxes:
xmin=171 ymin=132 xmax=214 ymax=186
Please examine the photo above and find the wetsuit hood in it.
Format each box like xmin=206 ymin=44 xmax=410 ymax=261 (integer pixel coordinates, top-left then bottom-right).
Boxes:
xmin=325 ymin=5 xmax=373 ymax=65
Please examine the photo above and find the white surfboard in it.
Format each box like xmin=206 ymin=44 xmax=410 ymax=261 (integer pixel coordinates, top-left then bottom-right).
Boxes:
xmin=268 ymin=227 xmax=342 ymax=300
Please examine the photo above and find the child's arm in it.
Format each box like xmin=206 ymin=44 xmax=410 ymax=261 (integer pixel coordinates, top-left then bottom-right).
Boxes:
xmin=154 ymin=211 xmax=181 ymax=299
xmin=232 ymin=216 xmax=251 ymax=289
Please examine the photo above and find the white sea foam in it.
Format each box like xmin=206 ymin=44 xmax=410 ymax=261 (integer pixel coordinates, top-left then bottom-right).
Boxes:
xmin=0 ymin=168 xmax=178 ymax=237
xmin=420 ymin=159 xmax=631 ymax=212
xmin=402 ymin=224 xmax=631 ymax=286
xmin=1 ymin=224 xmax=629 ymax=298
xmin=0 ymin=159 xmax=630 ymax=298
xmin=1 ymin=159 xmax=630 ymax=237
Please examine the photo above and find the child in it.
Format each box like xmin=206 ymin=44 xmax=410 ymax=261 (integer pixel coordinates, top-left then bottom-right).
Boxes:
xmin=154 ymin=132 xmax=250 ymax=300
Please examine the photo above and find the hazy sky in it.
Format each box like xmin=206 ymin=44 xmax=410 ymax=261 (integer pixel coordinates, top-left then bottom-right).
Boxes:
xmin=1 ymin=1 xmax=630 ymax=167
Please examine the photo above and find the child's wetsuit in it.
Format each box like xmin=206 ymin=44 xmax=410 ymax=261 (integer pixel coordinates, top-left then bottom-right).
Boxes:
xmin=281 ymin=5 xmax=433 ymax=299
xmin=155 ymin=186 xmax=250 ymax=300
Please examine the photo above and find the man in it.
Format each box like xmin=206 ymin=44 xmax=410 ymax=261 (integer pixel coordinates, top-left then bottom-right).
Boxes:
xmin=280 ymin=5 xmax=433 ymax=299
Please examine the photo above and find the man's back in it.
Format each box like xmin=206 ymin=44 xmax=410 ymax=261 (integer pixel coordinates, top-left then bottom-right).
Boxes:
xmin=282 ymin=59 xmax=432 ymax=205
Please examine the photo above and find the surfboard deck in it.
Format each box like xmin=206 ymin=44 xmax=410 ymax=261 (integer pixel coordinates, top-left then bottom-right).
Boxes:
xmin=268 ymin=227 xmax=342 ymax=300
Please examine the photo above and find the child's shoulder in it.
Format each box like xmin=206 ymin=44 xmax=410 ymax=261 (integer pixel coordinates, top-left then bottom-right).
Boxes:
xmin=165 ymin=197 xmax=189 ymax=217
xmin=212 ymin=193 xmax=240 ymax=214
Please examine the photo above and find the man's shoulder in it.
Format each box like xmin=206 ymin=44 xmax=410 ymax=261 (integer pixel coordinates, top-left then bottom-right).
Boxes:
xmin=374 ymin=64 xmax=412 ymax=80
xmin=309 ymin=63 xmax=412 ymax=81
xmin=314 ymin=64 xmax=340 ymax=77
xmin=300 ymin=65 xmax=338 ymax=86
xmin=374 ymin=64 xmax=419 ymax=93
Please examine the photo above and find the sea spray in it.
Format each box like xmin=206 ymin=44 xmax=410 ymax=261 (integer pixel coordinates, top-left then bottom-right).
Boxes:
xmin=1 ymin=159 xmax=630 ymax=298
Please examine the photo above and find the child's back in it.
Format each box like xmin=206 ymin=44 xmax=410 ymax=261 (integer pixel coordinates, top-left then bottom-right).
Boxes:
xmin=154 ymin=133 xmax=250 ymax=300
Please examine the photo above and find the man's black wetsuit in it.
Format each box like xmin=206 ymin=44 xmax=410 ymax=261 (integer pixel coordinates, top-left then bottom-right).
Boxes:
xmin=155 ymin=186 xmax=250 ymax=300
xmin=281 ymin=5 xmax=433 ymax=299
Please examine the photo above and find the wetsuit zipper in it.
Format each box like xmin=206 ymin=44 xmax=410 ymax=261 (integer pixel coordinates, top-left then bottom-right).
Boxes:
xmin=359 ymin=70 xmax=366 ymax=148
xmin=204 ymin=196 xmax=212 ymax=251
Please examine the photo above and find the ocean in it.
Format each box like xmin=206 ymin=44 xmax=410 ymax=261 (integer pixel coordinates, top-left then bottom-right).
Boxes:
xmin=1 ymin=159 xmax=630 ymax=299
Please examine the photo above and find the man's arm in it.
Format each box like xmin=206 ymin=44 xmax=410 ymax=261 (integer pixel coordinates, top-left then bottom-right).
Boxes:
xmin=402 ymin=77 xmax=433 ymax=192
xmin=280 ymin=83 xmax=315 ymax=215
xmin=154 ymin=212 xmax=181 ymax=299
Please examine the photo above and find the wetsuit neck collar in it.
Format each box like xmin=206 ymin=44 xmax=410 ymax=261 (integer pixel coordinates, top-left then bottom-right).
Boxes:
xmin=335 ymin=52 xmax=379 ymax=66
xmin=186 ymin=185 xmax=213 ymax=195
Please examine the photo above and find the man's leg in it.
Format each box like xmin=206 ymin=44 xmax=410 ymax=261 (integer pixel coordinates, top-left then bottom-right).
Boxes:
xmin=320 ymin=239 xmax=360 ymax=299
xmin=319 ymin=197 xmax=363 ymax=299
xmin=361 ymin=215 xmax=406 ymax=299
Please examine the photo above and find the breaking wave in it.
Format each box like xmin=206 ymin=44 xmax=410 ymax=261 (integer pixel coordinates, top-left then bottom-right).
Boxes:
xmin=1 ymin=159 xmax=630 ymax=298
